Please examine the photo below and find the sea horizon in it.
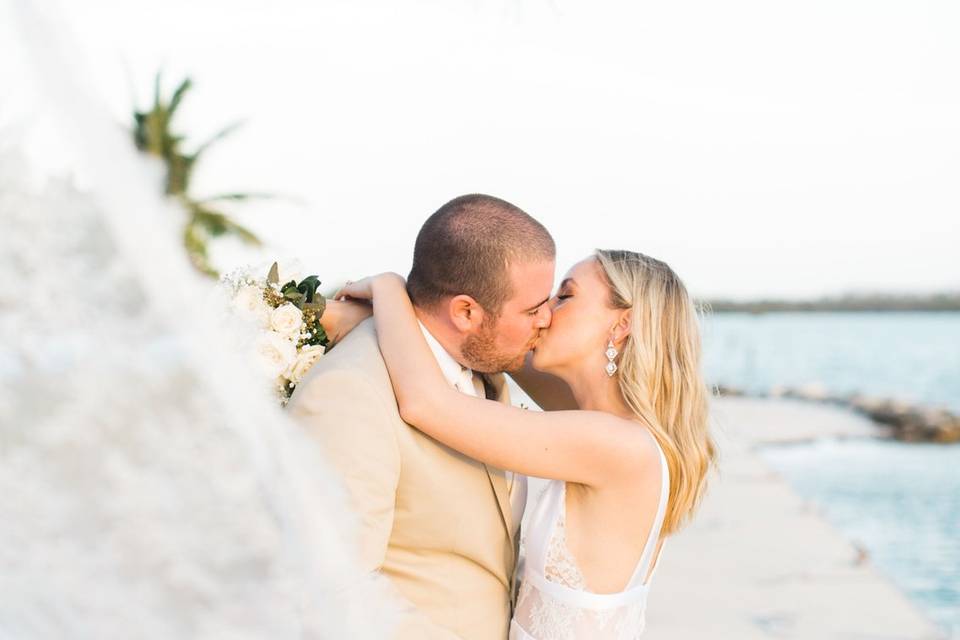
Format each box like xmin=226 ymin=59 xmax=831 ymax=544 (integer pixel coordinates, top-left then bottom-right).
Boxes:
xmin=702 ymin=310 xmax=960 ymax=413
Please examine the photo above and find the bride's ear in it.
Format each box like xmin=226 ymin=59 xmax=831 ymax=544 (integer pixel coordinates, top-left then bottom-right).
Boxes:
xmin=449 ymin=295 xmax=485 ymax=333
xmin=611 ymin=308 xmax=632 ymax=346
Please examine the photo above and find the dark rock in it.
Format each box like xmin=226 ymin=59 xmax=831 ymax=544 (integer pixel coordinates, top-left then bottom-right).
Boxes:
xmin=852 ymin=399 xmax=960 ymax=443
xmin=715 ymin=384 xmax=746 ymax=397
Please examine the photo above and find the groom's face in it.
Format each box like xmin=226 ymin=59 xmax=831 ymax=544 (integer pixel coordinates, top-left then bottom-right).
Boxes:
xmin=461 ymin=259 xmax=555 ymax=374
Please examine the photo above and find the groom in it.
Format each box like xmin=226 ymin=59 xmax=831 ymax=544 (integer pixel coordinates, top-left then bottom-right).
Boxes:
xmin=289 ymin=194 xmax=555 ymax=639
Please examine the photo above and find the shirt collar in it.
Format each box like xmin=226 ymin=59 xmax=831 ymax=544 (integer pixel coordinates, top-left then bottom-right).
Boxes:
xmin=418 ymin=320 xmax=470 ymax=388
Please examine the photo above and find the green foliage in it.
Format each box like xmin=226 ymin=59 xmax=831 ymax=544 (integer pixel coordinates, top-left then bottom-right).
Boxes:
xmin=132 ymin=72 xmax=265 ymax=277
xmin=295 ymin=276 xmax=323 ymax=304
xmin=265 ymin=262 xmax=330 ymax=349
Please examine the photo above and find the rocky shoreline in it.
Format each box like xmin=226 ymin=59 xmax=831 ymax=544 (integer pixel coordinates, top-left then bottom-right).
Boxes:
xmin=703 ymin=293 xmax=960 ymax=312
xmin=715 ymin=385 xmax=960 ymax=443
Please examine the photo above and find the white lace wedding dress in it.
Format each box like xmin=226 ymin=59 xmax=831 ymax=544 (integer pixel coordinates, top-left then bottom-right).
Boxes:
xmin=510 ymin=439 xmax=669 ymax=640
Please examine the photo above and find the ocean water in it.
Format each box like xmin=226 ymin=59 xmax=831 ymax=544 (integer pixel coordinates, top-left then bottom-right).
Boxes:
xmin=703 ymin=312 xmax=960 ymax=636
xmin=762 ymin=440 xmax=960 ymax=638
xmin=702 ymin=312 xmax=960 ymax=412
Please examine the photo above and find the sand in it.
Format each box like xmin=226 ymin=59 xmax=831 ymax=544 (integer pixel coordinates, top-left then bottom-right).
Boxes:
xmin=643 ymin=396 xmax=945 ymax=639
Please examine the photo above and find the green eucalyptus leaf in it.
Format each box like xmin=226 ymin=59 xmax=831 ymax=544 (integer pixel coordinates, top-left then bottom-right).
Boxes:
xmin=267 ymin=262 xmax=279 ymax=285
xmin=283 ymin=289 xmax=305 ymax=307
xmin=297 ymin=275 xmax=321 ymax=303
xmin=314 ymin=324 xmax=330 ymax=347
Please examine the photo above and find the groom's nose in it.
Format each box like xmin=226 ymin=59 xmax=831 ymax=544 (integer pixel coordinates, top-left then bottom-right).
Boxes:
xmin=535 ymin=304 xmax=553 ymax=328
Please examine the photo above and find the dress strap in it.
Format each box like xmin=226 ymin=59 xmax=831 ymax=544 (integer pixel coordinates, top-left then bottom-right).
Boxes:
xmin=627 ymin=438 xmax=670 ymax=588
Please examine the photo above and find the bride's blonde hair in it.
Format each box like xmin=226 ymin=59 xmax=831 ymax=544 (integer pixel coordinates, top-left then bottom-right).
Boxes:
xmin=595 ymin=249 xmax=717 ymax=535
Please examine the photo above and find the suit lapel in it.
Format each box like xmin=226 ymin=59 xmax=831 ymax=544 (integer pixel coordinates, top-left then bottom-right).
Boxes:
xmin=479 ymin=373 xmax=523 ymax=609
xmin=483 ymin=464 xmax=513 ymax=542
xmin=480 ymin=373 xmax=515 ymax=549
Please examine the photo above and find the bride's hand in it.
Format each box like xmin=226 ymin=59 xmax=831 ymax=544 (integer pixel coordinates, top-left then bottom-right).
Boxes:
xmin=319 ymin=298 xmax=373 ymax=345
xmin=334 ymin=273 xmax=405 ymax=302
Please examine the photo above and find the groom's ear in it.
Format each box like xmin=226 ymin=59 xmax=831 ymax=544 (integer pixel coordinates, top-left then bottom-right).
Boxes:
xmin=448 ymin=294 xmax=485 ymax=333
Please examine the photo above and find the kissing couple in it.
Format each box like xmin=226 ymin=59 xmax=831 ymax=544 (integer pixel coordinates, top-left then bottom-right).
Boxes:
xmin=288 ymin=194 xmax=717 ymax=639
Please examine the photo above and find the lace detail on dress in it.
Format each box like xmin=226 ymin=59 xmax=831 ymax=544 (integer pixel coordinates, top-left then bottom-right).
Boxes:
xmin=516 ymin=578 xmax=583 ymax=640
xmin=511 ymin=481 xmax=655 ymax=640
xmin=545 ymin=510 xmax=587 ymax=589
xmin=515 ymin=506 xmax=588 ymax=640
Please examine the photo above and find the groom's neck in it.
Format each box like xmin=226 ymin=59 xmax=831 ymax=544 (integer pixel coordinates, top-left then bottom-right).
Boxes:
xmin=414 ymin=306 xmax=468 ymax=367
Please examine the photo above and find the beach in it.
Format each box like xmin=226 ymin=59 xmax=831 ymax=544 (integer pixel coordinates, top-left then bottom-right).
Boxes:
xmin=523 ymin=396 xmax=946 ymax=638
xmin=642 ymin=397 xmax=946 ymax=639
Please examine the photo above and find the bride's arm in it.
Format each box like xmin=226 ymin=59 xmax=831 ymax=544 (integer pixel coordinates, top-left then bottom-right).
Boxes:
xmin=354 ymin=274 xmax=645 ymax=486
xmin=508 ymin=353 xmax=579 ymax=411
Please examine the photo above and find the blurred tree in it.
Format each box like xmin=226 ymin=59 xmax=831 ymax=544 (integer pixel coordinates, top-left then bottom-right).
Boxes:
xmin=132 ymin=73 xmax=265 ymax=276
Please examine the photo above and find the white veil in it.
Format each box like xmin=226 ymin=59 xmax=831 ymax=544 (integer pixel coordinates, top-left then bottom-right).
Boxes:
xmin=0 ymin=2 xmax=396 ymax=638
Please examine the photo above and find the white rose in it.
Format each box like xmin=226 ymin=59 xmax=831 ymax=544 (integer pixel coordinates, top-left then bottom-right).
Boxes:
xmin=287 ymin=344 xmax=326 ymax=384
xmin=270 ymin=303 xmax=303 ymax=338
xmin=256 ymin=331 xmax=298 ymax=379
xmin=233 ymin=285 xmax=270 ymax=326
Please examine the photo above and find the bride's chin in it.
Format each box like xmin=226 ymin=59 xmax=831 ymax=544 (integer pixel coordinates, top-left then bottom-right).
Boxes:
xmin=530 ymin=349 xmax=549 ymax=372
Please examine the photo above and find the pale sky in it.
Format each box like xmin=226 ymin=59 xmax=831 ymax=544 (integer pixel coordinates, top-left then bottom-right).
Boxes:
xmin=5 ymin=0 xmax=960 ymax=299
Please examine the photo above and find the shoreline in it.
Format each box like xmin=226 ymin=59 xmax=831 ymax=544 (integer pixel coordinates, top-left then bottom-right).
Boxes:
xmin=715 ymin=385 xmax=960 ymax=443
xmin=702 ymin=298 xmax=960 ymax=312
xmin=643 ymin=397 xmax=944 ymax=638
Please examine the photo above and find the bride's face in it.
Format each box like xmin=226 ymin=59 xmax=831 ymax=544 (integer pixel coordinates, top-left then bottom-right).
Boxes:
xmin=531 ymin=257 xmax=622 ymax=376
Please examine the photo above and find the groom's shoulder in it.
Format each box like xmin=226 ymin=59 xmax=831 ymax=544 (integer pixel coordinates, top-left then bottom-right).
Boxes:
xmin=288 ymin=319 xmax=402 ymax=439
xmin=297 ymin=318 xmax=389 ymax=389
xmin=323 ymin=317 xmax=381 ymax=363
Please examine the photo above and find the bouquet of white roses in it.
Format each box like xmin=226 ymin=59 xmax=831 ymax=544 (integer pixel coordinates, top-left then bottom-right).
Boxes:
xmin=223 ymin=262 xmax=330 ymax=402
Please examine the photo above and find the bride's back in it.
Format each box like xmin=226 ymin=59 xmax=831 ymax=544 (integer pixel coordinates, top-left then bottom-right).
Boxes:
xmin=563 ymin=434 xmax=666 ymax=592
xmin=510 ymin=431 xmax=670 ymax=640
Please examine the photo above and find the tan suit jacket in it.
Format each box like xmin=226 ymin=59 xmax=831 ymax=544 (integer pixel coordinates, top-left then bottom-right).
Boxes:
xmin=288 ymin=319 xmax=518 ymax=639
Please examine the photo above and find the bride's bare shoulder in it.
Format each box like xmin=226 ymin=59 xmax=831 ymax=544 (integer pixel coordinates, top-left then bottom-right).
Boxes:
xmin=573 ymin=412 xmax=663 ymax=484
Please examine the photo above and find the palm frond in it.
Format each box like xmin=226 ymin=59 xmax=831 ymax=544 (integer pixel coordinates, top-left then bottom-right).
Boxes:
xmin=183 ymin=220 xmax=218 ymax=277
xmin=168 ymin=77 xmax=192 ymax=117
xmin=153 ymin=71 xmax=162 ymax=111
xmin=132 ymin=70 xmax=269 ymax=278
xmin=195 ymin=191 xmax=276 ymax=204
xmin=189 ymin=120 xmax=245 ymax=163
xmin=222 ymin=218 xmax=263 ymax=245
xmin=189 ymin=204 xmax=262 ymax=245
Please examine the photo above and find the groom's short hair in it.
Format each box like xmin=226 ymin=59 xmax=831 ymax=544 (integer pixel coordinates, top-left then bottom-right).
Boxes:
xmin=407 ymin=194 xmax=555 ymax=316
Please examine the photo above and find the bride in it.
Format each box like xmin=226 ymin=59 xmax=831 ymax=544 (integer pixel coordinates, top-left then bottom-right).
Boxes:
xmin=335 ymin=249 xmax=716 ymax=639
